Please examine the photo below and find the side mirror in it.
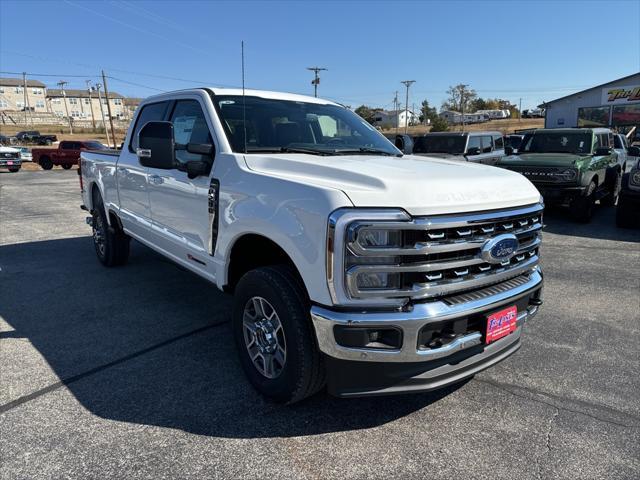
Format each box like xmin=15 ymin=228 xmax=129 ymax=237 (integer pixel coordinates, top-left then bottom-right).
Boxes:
xmin=628 ymin=146 xmax=640 ymax=157
xmin=137 ymin=121 xmax=175 ymax=169
xmin=185 ymin=160 xmax=210 ymax=179
xmin=505 ymin=145 xmax=514 ymax=155
xmin=466 ymin=146 xmax=481 ymax=156
xmin=594 ymin=147 xmax=611 ymax=156
xmin=186 ymin=143 xmax=214 ymax=156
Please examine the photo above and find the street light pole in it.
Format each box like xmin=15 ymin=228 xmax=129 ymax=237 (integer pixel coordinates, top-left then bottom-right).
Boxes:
xmin=57 ymin=80 xmax=73 ymax=134
xmin=306 ymin=67 xmax=327 ymax=97
xmin=401 ymin=80 xmax=415 ymax=134
xmin=86 ymin=80 xmax=96 ymax=130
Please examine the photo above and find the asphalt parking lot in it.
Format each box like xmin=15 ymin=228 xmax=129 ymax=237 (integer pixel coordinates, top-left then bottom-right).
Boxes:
xmin=1 ymin=169 xmax=639 ymax=479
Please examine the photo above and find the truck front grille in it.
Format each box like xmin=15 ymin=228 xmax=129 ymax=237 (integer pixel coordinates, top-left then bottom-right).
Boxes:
xmin=503 ymin=166 xmax=572 ymax=184
xmin=344 ymin=204 xmax=543 ymax=302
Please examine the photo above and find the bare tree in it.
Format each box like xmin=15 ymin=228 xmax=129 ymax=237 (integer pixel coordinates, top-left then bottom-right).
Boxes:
xmin=442 ymin=84 xmax=477 ymax=113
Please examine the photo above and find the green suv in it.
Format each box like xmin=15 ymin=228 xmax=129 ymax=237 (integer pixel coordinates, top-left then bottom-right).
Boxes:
xmin=498 ymin=128 xmax=621 ymax=222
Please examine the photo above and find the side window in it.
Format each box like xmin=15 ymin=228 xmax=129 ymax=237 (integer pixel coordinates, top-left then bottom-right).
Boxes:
xmin=614 ymin=135 xmax=622 ymax=149
xmin=593 ymin=135 xmax=600 ymax=151
xmin=481 ymin=136 xmax=493 ymax=153
xmin=60 ymin=141 xmax=72 ymax=149
xmin=493 ymin=135 xmax=504 ymax=150
xmin=169 ymin=100 xmax=213 ymax=166
xmin=467 ymin=136 xmax=481 ymax=153
xmin=129 ymin=101 xmax=169 ymax=152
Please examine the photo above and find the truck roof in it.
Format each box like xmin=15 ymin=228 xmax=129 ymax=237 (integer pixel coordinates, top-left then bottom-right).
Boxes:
xmin=142 ymin=87 xmax=340 ymax=107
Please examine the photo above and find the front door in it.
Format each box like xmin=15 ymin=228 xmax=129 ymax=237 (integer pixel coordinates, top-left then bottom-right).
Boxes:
xmin=147 ymin=98 xmax=216 ymax=277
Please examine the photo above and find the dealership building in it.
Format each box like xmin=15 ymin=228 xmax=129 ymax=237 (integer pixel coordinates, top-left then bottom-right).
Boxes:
xmin=542 ymin=72 xmax=640 ymax=133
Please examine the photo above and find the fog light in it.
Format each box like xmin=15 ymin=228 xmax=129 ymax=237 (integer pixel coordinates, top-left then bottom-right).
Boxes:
xmin=334 ymin=326 xmax=402 ymax=349
xmin=356 ymin=272 xmax=401 ymax=289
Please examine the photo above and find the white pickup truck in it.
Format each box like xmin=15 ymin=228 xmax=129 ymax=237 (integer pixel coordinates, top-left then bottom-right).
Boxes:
xmin=80 ymin=88 xmax=544 ymax=403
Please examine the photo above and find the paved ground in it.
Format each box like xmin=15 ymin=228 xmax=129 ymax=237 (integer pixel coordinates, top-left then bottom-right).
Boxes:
xmin=1 ymin=170 xmax=639 ymax=480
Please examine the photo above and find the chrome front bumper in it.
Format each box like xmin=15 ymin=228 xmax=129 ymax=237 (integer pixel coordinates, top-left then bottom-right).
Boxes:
xmin=311 ymin=268 xmax=542 ymax=363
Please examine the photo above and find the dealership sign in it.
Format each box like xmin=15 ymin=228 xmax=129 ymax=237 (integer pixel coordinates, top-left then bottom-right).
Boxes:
xmin=602 ymin=85 xmax=640 ymax=105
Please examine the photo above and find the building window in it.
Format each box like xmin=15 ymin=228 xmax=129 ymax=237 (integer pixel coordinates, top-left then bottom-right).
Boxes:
xmin=113 ymin=98 xmax=122 ymax=105
xmin=577 ymin=106 xmax=610 ymax=127
xmin=35 ymin=100 xmax=45 ymax=108
xmin=69 ymin=98 xmax=78 ymax=105
xmin=55 ymin=111 xmax=64 ymax=117
xmin=0 ymin=100 xmax=8 ymax=108
xmin=32 ymin=88 xmax=43 ymax=95
xmin=84 ymin=98 xmax=91 ymax=105
xmin=71 ymin=110 xmax=82 ymax=118
xmin=52 ymin=98 xmax=61 ymax=104
xmin=15 ymin=87 xmax=23 ymax=94
xmin=16 ymin=101 xmax=25 ymax=109
xmin=612 ymin=104 xmax=640 ymax=126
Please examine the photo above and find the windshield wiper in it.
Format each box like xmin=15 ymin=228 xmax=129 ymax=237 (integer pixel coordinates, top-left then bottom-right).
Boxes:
xmin=243 ymin=147 xmax=332 ymax=156
xmin=333 ymin=147 xmax=401 ymax=157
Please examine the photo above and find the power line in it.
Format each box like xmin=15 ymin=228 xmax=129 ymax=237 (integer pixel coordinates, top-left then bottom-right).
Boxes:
xmin=106 ymin=76 xmax=166 ymax=92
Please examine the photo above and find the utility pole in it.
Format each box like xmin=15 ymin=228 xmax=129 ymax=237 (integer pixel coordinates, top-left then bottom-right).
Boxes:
xmin=102 ymin=70 xmax=117 ymax=148
xmin=57 ymin=80 xmax=73 ymax=134
xmin=519 ymin=97 xmax=522 ymax=122
xmin=86 ymin=80 xmax=96 ymax=130
xmin=22 ymin=72 xmax=32 ymax=126
xmin=306 ymin=67 xmax=327 ymax=97
xmin=93 ymin=83 xmax=110 ymax=146
xmin=401 ymin=80 xmax=415 ymax=134
xmin=393 ymin=91 xmax=400 ymax=134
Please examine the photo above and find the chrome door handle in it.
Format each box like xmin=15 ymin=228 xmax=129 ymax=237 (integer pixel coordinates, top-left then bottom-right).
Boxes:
xmin=148 ymin=174 xmax=163 ymax=185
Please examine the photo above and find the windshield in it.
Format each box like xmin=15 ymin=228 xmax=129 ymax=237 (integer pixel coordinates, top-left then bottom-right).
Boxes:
xmin=84 ymin=141 xmax=107 ymax=150
xmin=413 ymin=135 xmax=466 ymax=154
xmin=213 ymin=95 xmax=400 ymax=156
xmin=519 ymin=131 xmax=592 ymax=154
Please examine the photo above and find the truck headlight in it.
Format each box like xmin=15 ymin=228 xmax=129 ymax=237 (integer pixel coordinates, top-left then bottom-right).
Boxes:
xmin=559 ymin=168 xmax=578 ymax=182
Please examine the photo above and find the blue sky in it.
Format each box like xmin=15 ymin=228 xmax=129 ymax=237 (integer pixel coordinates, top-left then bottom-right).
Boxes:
xmin=1 ymin=0 xmax=639 ymax=111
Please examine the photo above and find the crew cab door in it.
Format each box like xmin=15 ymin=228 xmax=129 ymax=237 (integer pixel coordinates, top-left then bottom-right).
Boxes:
xmin=117 ymin=100 xmax=170 ymax=237
xmin=146 ymin=97 xmax=216 ymax=276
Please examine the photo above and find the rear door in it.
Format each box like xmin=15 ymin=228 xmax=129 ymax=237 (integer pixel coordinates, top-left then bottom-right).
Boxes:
xmin=117 ymin=100 xmax=170 ymax=237
xmin=465 ymin=135 xmax=482 ymax=162
xmin=146 ymin=96 xmax=216 ymax=275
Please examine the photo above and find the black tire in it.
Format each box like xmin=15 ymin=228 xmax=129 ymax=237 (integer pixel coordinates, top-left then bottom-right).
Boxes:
xmin=233 ymin=265 xmax=325 ymax=404
xmin=39 ymin=156 xmax=53 ymax=170
xmin=61 ymin=163 xmax=72 ymax=170
xmin=570 ymin=181 xmax=596 ymax=223
xmin=91 ymin=190 xmax=130 ymax=267
xmin=8 ymin=167 xmax=20 ymax=173
xmin=616 ymin=195 xmax=638 ymax=228
xmin=600 ymin=170 xmax=621 ymax=207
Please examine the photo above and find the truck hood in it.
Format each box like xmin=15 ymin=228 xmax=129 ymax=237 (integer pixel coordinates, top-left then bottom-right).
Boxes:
xmin=413 ymin=152 xmax=467 ymax=161
xmin=243 ymin=153 xmax=541 ymax=216
xmin=500 ymin=153 xmax=590 ymax=166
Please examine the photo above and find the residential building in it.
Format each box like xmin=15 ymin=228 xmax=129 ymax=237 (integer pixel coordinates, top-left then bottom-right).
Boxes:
xmin=542 ymin=72 xmax=640 ymax=132
xmin=372 ymin=109 xmax=420 ymax=128
xmin=46 ymin=88 xmax=127 ymax=122
xmin=0 ymin=77 xmax=47 ymax=112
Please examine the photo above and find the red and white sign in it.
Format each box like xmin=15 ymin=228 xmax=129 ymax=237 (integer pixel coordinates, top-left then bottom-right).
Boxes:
xmin=486 ymin=305 xmax=517 ymax=344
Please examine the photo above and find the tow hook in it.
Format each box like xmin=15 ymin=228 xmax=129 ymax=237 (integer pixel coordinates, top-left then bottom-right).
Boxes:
xmin=529 ymin=297 xmax=543 ymax=307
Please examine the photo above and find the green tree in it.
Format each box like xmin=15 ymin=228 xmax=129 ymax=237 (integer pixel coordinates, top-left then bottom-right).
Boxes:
xmin=442 ymin=84 xmax=477 ymax=113
xmin=355 ymin=105 xmax=377 ymax=124
xmin=430 ymin=116 xmax=449 ymax=132
xmin=419 ymin=99 xmax=438 ymax=124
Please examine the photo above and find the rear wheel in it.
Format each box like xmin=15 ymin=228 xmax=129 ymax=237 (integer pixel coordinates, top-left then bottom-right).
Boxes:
xmin=616 ymin=195 xmax=638 ymax=228
xmin=8 ymin=167 xmax=20 ymax=173
xmin=601 ymin=170 xmax=621 ymax=207
xmin=570 ymin=181 xmax=596 ymax=223
xmin=39 ymin=156 xmax=53 ymax=170
xmin=233 ymin=265 xmax=325 ymax=404
xmin=91 ymin=190 xmax=130 ymax=267
xmin=61 ymin=163 xmax=72 ymax=170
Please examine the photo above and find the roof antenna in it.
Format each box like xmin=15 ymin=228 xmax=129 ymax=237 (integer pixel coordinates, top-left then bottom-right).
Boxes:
xmin=241 ymin=40 xmax=247 ymax=154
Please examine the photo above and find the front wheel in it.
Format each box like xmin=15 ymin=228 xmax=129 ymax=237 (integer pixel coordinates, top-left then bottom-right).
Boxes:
xmin=600 ymin=171 xmax=621 ymax=207
xmin=233 ymin=265 xmax=325 ymax=404
xmin=39 ymin=157 xmax=53 ymax=170
xmin=570 ymin=181 xmax=596 ymax=223
xmin=61 ymin=163 xmax=72 ymax=170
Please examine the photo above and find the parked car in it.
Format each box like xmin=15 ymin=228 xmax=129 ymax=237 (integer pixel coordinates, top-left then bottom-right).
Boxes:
xmin=384 ymin=133 xmax=413 ymax=154
xmin=0 ymin=145 xmax=22 ymax=172
xmin=499 ymin=128 xmax=620 ymax=222
xmin=413 ymin=131 xmax=506 ymax=165
xmin=32 ymin=140 xmax=107 ymax=170
xmin=17 ymin=147 xmax=33 ymax=162
xmin=504 ymin=134 xmax=525 ymax=153
xmin=0 ymin=134 xmax=18 ymax=146
xmin=80 ymin=88 xmax=544 ymax=403
xmin=613 ymin=133 xmax=631 ymax=173
xmin=15 ymin=130 xmax=58 ymax=145
xmin=616 ymin=147 xmax=640 ymax=228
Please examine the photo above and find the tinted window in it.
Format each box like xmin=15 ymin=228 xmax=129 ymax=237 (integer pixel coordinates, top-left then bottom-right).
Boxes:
xmin=169 ymin=100 xmax=213 ymax=166
xmin=493 ymin=135 xmax=504 ymax=149
xmin=520 ymin=131 xmax=592 ymax=154
xmin=413 ymin=135 xmax=466 ymax=154
xmin=60 ymin=141 xmax=72 ymax=149
xmin=129 ymin=101 xmax=169 ymax=152
xmin=466 ymin=136 xmax=481 ymax=153
xmin=614 ymin=135 xmax=622 ymax=149
xmin=481 ymin=136 xmax=493 ymax=153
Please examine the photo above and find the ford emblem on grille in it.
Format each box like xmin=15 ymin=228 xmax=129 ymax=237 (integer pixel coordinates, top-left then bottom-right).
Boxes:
xmin=481 ymin=234 xmax=519 ymax=264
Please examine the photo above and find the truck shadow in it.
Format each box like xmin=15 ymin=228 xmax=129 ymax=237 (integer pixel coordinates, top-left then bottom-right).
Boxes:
xmin=0 ymin=237 xmax=459 ymax=438
xmin=542 ymin=204 xmax=640 ymax=243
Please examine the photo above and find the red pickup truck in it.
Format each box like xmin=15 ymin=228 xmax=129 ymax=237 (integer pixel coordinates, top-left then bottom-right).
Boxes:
xmin=32 ymin=140 xmax=107 ymax=170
